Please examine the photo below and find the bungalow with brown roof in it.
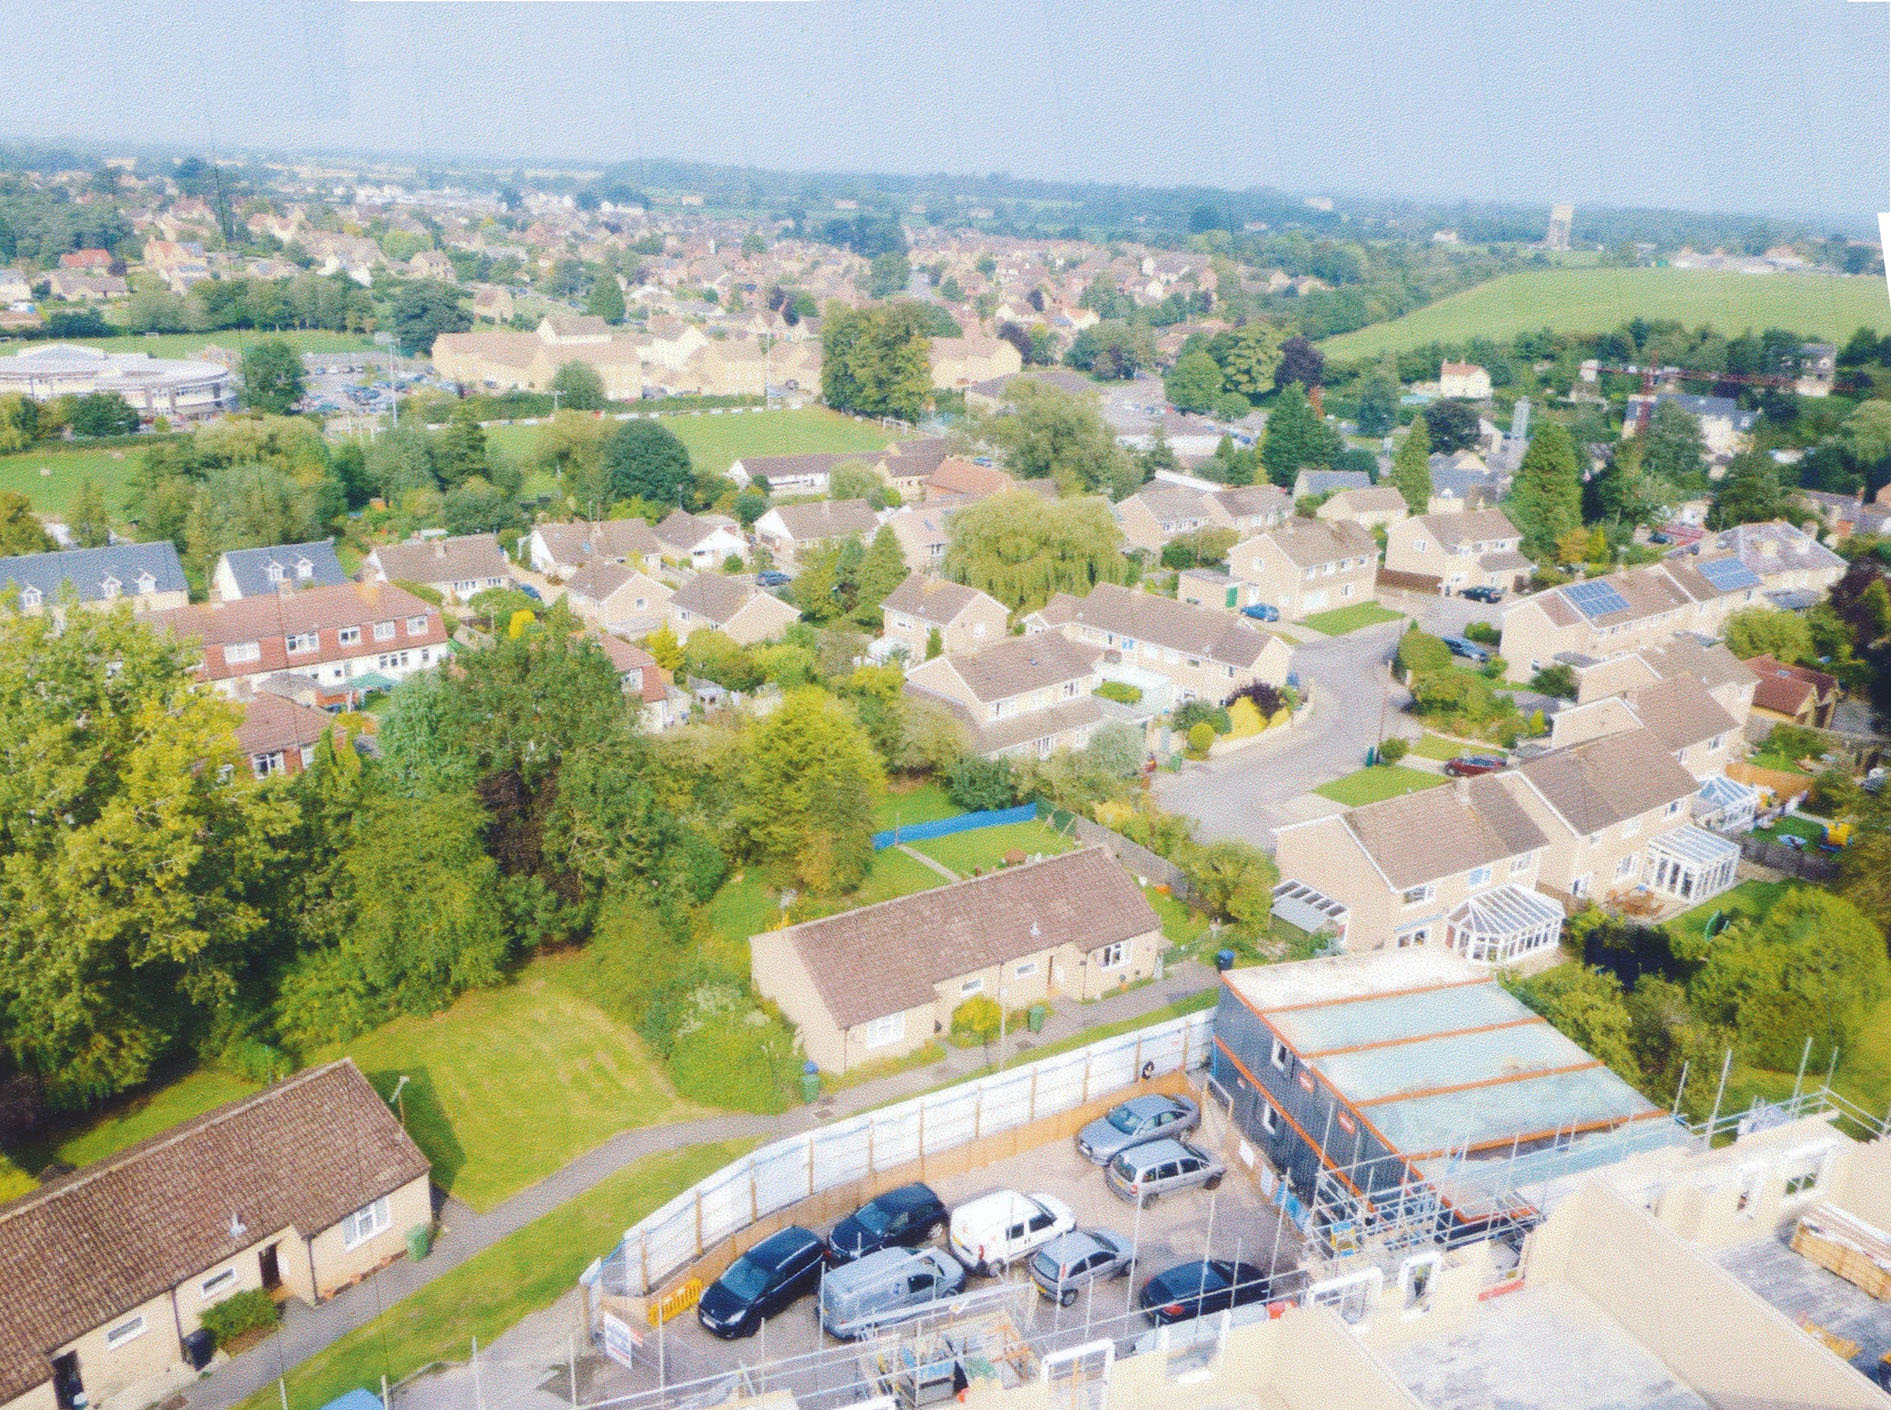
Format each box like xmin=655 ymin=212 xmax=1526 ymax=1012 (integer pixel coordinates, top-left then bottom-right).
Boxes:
xmin=524 ymin=519 xmax=660 ymax=579
xmin=728 ymin=452 xmax=852 ymax=496
xmin=361 ymin=533 xmax=511 ymax=604
xmin=562 ymin=561 xmax=673 ymax=637
xmin=666 ymin=573 xmax=800 ymax=646
xmin=752 ymin=499 xmax=881 ymax=571
xmin=1314 ymin=485 xmax=1409 ymax=533
xmin=924 ymin=458 xmax=1016 ymax=501
xmin=904 ymin=632 xmax=1105 ymax=759
xmin=653 ymin=510 xmax=748 ymax=570
xmin=750 ymin=848 xmax=1162 ymax=1072
xmin=0 ymin=1061 xmax=428 ymax=1410
xmin=1227 ymin=518 xmax=1379 ymax=621
xmin=880 ymin=574 xmax=1008 ymax=658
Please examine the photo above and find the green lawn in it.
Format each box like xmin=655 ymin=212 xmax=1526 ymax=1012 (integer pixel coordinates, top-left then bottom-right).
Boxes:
xmin=1315 ymin=764 xmax=1448 ymax=807
xmin=875 ymin=780 xmax=965 ymax=832
xmin=17 ymin=1068 xmax=263 ymax=1175
xmin=1319 ymin=269 xmax=1891 ymax=360
xmin=488 ymin=406 xmax=901 ymax=479
xmin=232 ymin=1140 xmax=754 ymax=1410
xmin=909 ymin=819 xmax=1077 ymax=877
xmin=1298 ymin=602 xmax=1405 ymax=636
xmin=1748 ymin=749 xmax=1815 ymax=776
xmin=702 ymin=848 xmax=946 ymax=971
xmin=0 ymin=443 xmax=149 ymax=516
xmin=1662 ymin=878 xmax=1791 ymax=949
xmin=1752 ymin=814 xmax=1825 ymax=845
xmin=1413 ymin=731 xmax=1490 ymax=762
xmin=1147 ymin=886 xmax=1212 ymax=948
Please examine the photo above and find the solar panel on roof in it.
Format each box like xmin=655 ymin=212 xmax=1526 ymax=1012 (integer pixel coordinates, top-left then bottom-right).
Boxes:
xmin=1697 ymin=556 xmax=1763 ymax=592
xmin=1562 ymin=579 xmax=1629 ymax=619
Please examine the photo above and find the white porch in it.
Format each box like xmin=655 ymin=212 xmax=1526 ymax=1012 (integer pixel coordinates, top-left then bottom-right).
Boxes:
xmin=1693 ymin=774 xmax=1759 ymax=834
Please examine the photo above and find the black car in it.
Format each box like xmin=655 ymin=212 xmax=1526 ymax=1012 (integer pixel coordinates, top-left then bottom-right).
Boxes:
xmin=827 ymin=1182 xmax=948 ymax=1264
xmin=696 ymin=1225 xmax=827 ymax=1338
xmin=1460 ymin=585 xmax=1504 ymax=603
xmin=1139 ymin=1260 xmax=1272 ymax=1325
xmin=757 ymin=570 xmax=792 ymax=588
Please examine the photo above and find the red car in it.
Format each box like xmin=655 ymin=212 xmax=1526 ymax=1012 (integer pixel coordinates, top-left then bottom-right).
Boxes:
xmin=1444 ymin=755 xmax=1506 ymax=777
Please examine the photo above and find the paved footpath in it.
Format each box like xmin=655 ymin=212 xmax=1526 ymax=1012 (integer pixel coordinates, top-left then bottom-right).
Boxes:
xmin=182 ymin=965 xmax=1215 ymax=1410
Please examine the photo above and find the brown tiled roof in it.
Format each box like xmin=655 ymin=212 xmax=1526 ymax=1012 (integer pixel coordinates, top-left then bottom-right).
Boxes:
xmin=669 ymin=572 xmax=763 ymax=624
xmin=934 ymin=633 xmax=1100 ymax=703
xmin=1517 ymin=727 xmax=1700 ymax=835
xmin=1327 ymin=486 xmax=1408 ymax=514
xmin=925 ymin=460 xmax=1015 ymax=498
xmin=1207 ymin=485 xmax=1290 ymax=521
xmin=370 ymin=534 xmax=509 ymax=586
xmin=0 ymin=1061 xmax=427 ymax=1404
xmin=1423 ymin=508 xmax=1520 ymax=550
xmin=879 ymin=439 xmax=950 ymax=478
xmin=1640 ymin=636 xmax=1755 ymax=694
xmin=969 ymin=695 xmax=1108 ymax=755
xmin=1341 ymin=776 xmax=1548 ymax=891
xmin=534 ymin=519 xmax=659 ymax=566
xmin=774 ymin=848 xmax=1158 ymax=1029
xmin=654 ymin=509 xmax=738 ymax=553
xmin=881 ymin=574 xmax=998 ymax=626
xmin=1259 ymin=517 xmax=1377 ymax=569
xmin=1036 ymin=583 xmax=1279 ymax=670
xmin=565 ymin=560 xmax=634 ymax=601
xmin=737 ymin=452 xmax=852 ymax=484
xmin=1623 ymin=675 xmax=1739 ymax=752
xmin=762 ymin=499 xmax=880 ymax=543
xmin=236 ymin=693 xmax=336 ymax=758
xmin=148 ymin=583 xmax=446 ymax=682
xmin=1742 ymin=654 xmax=1836 ymax=718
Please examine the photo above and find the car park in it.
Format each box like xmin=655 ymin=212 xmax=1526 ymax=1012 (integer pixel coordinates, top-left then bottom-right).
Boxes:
xmin=1075 ymin=1094 xmax=1200 ymax=1165
xmin=1442 ymin=635 xmax=1491 ymax=664
xmin=1240 ymin=603 xmax=1280 ymax=622
xmin=1138 ymin=1259 xmax=1272 ymax=1324
xmin=1460 ymin=585 xmax=1504 ymax=603
xmin=1104 ymin=1138 xmax=1225 ymax=1205
xmin=818 ymin=1246 xmax=968 ymax=1340
xmin=948 ymin=1190 xmax=1075 ymax=1276
xmin=829 ymin=1183 xmax=949 ymax=1264
xmin=1028 ymin=1230 xmax=1133 ymax=1305
xmin=696 ymin=1226 xmax=827 ymax=1338
xmin=1443 ymin=754 xmax=1506 ymax=778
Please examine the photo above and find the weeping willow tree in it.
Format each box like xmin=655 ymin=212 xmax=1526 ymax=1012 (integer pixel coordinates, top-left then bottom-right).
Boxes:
xmin=942 ymin=490 xmax=1130 ymax=612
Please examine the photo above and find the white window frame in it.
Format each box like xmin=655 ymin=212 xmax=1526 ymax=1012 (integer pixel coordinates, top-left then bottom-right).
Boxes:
xmin=1270 ymin=1036 xmax=1290 ymax=1071
xmin=1258 ymin=1099 xmax=1278 ymax=1134
xmin=373 ymin=620 xmax=396 ymax=642
xmin=1097 ymin=940 xmax=1127 ymax=969
xmin=337 ymin=626 xmax=361 ymax=647
xmin=105 ymin=1315 xmax=148 ymax=1349
xmin=1510 ymin=853 xmax=1534 ymax=876
xmin=341 ymin=1195 xmax=391 ymax=1251
xmin=863 ymin=1011 xmax=905 ymax=1049
xmin=1468 ymin=865 xmax=1492 ymax=887
xmin=226 ymin=641 xmax=262 ymax=664
xmin=959 ymin=977 xmax=984 ymax=997
xmin=407 ymin=614 xmax=428 ymax=634
xmin=285 ymin=631 xmax=319 ymax=654
xmin=200 ymin=1267 xmax=238 ymax=1300
xmin=1616 ymin=852 xmax=1639 ymax=878
xmin=1014 ymin=960 xmax=1037 ymax=979
xmin=1401 ymin=883 xmax=1434 ymax=906
xmin=1570 ymin=874 xmax=1591 ymax=899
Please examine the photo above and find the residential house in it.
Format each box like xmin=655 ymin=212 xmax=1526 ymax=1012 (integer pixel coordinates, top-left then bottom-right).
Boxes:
xmin=924 ymin=459 xmax=1015 ymax=501
xmin=211 ymin=541 xmax=347 ymax=601
xmin=1111 ymin=482 xmax=1289 ymax=556
xmin=432 ymin=314 xmax=648 ymax=401
xmin=1273 ymin=774 xmax=1559 ymax=964
xmin=524 ymin=519 xmax=660 ymax=578
xmin=1028 ymin=582 xmax=1292 ymax=702
xmin=1227 ymin=518 xmax=1379 ymax=621
xmin=149 ymin=582 xmax=449 ymax=700
xmin=653 ymin=510 xmax=748 ymax=569
xmin=361 ymin=534 xmax=510 ymax=604
xmin=1438 ymin=360 xmax=1493 ymax=399
xmin=751 ymin=849 xmax=1162 ymax=1072
xmin=1742 ymin=654 xmax=1840 ymax=729
xmin=666 ymin=573 xmax=800 ymax=646
xmin=561 ymin=561 xmax=673 ymax=637
xmin=883 ymin=504 xmax=955 ymax=574
xmin=0 ymin=1061 xmax=428 ymax=1410
xmin=1626 ymin=393 xmax=1757 ymax=458
xmin=0 ymin=543 xmax=189 ymax=617
xmin=46 ymin=271 xmax=128 ymax=302
xmin=929 ymin=335 xmax=1023 ymax=390
xmin=1547 ymin=673 xmax=1744 ymax=783
xmin=728 ymin=452 xmax=851 ymax=496
xmin=1290 ymin=469 xmax=1371 ymax=500
xmin=1314 ymin=485 xmax=1408 ymax=532
xmin=880 ymin=574 xmax=1008 ymax=658
xmin=963 ymin=368 xmax=1098 ymax=414
xmin=588 ymin=631 xmax=683 ymax=731
xmin=873 ymin=438 xmax=949 ymax=499
xmin=1670 ymin=520 xmax=1845 ymax=608
xmin=235 ymin=694 xmax=340 ymax=778
xmin=904 ymin=632 xmax=1105 ymax=759
xmin=752 ymin=499 xmax=880 ymax=571
xmin=1383 ymin=508 xmax=1530 ymax=595
xmin=470 ymin=286 xmax=514 ymax=323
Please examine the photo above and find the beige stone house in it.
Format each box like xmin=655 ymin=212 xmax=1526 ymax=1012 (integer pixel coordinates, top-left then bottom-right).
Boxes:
xmin=667 ymin=573 xmax=800 ymax=646
xmin=873 ymin=438 xmax=949 ymax=499
xmin=1227 ymin=518 xmax=1379 ymax=621
xmin=1313 ymin=485 xmax=1408 ymax=532
xmin=880 ymin=574 xmax=1008 ymax=658
xmin=1438 ymin=359 xmax=1492 ymax=399
xmin=561 ymin=561 xmax=674 ymax=637
xmin=524 ymin=519 xmax=660 ymax=578
xmin=1028 ymin=582 xmax=1292 ymax=702
xmin=924 ymin=459 xmax=1016 ymax=501
xmin=1548 ymin=673 xmax=1744 ymax=783
xmin=361 ymin=533 xmax=511 ymax=604
xmin=928 ymin=335 xmax=1023 ymax=390
xmin=904 ymin=632 xmax=1104 ymax=759
xmin=432 ymin=315 xmax=648 ymax=401
xmin=1383 ymin=507 xmax=1530 ymax=594
xmin=0 ymin=1061 xmax=428 ymax=1410
xmin=1114 ymin=483 xmax=1290 ymax=554
xmin=1571 ymin=634 xmax=1758 ymax=723
xmin=653 ymin=510 xmax=748 ymax=569
xmin=1673 ymin=520 xmax=1845 ymax=601
xmin=883 ymin=505 xmax=955 ymax=574
xmin=752 ymin=499 xmax=880 ymax=571
xmin=751 ymin=848 xmax=1162 ymax=1072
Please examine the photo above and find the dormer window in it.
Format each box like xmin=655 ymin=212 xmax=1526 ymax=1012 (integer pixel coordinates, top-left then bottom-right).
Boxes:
xmin=136 ymin=572 xmax=156 ymax=595
xmin=295 ymin=558 xmax=313 ymax=579
xmin=20 ymin=586 xmax=41 ymax=609
xmin=266 ymin=563 xmax=286 ymax=584
xmin=100 ymin=575 xmax=120 ymax=599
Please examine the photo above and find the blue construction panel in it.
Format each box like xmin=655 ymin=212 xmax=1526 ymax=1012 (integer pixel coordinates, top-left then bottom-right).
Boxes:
xmin=1368 ymin=1064 xmax=1661 ymax=1158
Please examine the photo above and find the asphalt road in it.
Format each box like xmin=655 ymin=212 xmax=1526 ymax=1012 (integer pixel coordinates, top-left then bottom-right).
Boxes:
xmin=1154 ymin=618 xmax=1413 ymax=850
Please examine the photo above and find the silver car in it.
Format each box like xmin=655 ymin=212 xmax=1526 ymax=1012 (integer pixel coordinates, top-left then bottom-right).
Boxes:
xmin=1104 ymin=1138 xmax=1225 ymax=1205
xmin=818 ymin=1246 xmax=968 ymax=1340
xmin=1028 ymin=1230 xmax=1133 ymax=1306
xmin=1075 ymin=1094 xmax=1200 ymax=1164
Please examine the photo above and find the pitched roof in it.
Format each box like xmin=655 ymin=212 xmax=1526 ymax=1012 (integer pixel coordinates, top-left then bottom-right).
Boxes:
xmin=1622 ymin=675 xmax=1739 ymax=752
xmin=369 ymin=534 xmax=509 ymax=585
xmin=1036 ymin=583 xmax=1280 ymax=670
xmin=0 ymin=1061 xmax=428 ymax=1404
xmin=881 ymin=574 xmax=1000 ymax=626
xmin=772 ymin=848 xmax=1158 ymax=1029
xmin=0 ymin=542 xmax=187 ymax=605
xmin=1517 ymin=727 xmax=1701 ymax=835
xmin=1339 ymin=776 xmax=1549 ymax=891
xmin=1207 ymin=484 xmax=1290 ymax=520
xmin=215 ymin=540 xmax=347 ymax=598
xmin=1742 ymin=654 xmax=1837 ymax=717
xmin=925 ymin=459 xmax=1015 ymax=498
xmin=148 ymin=582 xmax=445 ymax=681
xmin=762 ymin=499 xmax=880 ymax=543
xmin=1254 ymin=516 xmax=1377 ymax=568
xmin=931 ymin=632 xmax=1100 ymax=703
xmin=1419 ymin=508 xmax=1520 ymax=550
xmin=669 ymin=572 xmax=784 ymax=625
xmin=736 ymin=452 xmax=852 ymax=484
xmin=1326 ymin=486 xmax=1408 ymax=514
xmin=654 ymin=509 xmax=738 ymax=553
xmin=235 ymin=692 xmax=336 ymax=758
xmin=533 ymin=519 xmax=660 ymax=566
xmin=879 ymin=438 xmax=950 ymax=478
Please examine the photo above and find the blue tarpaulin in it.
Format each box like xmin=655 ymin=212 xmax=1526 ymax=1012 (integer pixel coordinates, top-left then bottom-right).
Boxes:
xmin=871 ymin=803 xmax=1037 ymax=850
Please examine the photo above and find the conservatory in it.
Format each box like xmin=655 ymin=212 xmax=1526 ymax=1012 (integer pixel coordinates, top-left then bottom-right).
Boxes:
xmin=1693 ymin=774 xmax=1759 ymax=834
xmin=1442 ymin=884 xmax=1565 ymax=965
xmin=1644 ymin=826 xmax=1741 ymax=905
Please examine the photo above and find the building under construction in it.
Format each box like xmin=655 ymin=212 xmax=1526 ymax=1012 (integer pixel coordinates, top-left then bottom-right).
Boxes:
xmin=1210 ymin=948 xmax=1687 ymax=1249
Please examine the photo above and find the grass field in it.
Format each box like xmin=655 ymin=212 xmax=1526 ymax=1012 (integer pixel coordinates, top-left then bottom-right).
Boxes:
xmin=1315 ymin=764 xmax=1447 ymax=806
xmin=1319 ymin=269 xmax=1891 ymax=360
xmin=701 ymin=848 xmax=946 ymax=971
xmin=489 ymin=406 xmax=901 ymax=480
xmin=0 ymin=442 xmax=148 ymax=515
xmin=1412 ymin=731 xmax=1490 ymax=762
xmin=875 ymin=780 xmax=964 ymax=832
xmin=908 ymin=819 xmax=1076 ymax=878
xmin=1299 ymin=602 xmax=1404 ymax=636
xmin=233 ymin=1139 xmax=754 ymax=1410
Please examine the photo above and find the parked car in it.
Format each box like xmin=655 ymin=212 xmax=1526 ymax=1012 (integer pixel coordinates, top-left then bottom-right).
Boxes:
xmin=757 ymin=570 xmax=792 ymax=588
xmin=828 ymin=1183 xmax=949 ymax=1264
xmin=1442 ymin=635 xmax=1491 ymax=664
xmin=517 ymin=583 xmax=543 ymax=601
xmin=1076 ymin=1094 xmax=1200 ymax=1164
xmin=948 ymin=1190 xmax=1075 ymax=1276
xmin=1104 ymin=1138 xmax=1225 ymax=1205
xmin=696 ymin=1225 xmax=827 ymax=1338
xmin=819 ymin=1246 xmax=967 ymax=1340
xmin=1241 ymin=603 xmax=1280 ymax=622
xmin=1460 ymin=585 xmax=1504 ymax=603
xmin=1029 ymin=1230 xmax=1133 ymax=1306
xmin=1139 ymin=1260 xmax=1272 ymax=1324
xmin=1443 ymin=754 xmax=1506 ymax=778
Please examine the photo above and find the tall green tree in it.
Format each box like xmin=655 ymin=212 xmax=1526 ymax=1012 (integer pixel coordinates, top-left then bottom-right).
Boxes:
xmin=1506 ymin=421 xmax=1583 ymax=560
xmin=1420 ymin=398 xmax=1480 ymax=454
xmin=602 ymin=419 xmax=693 ymax=505
xmin=1709 ymin=450 xmax=1789 ymax=528
xmin=732 ymin=687 xmax=884 ymax=895
xmin=1722 ymin=606 xmax=1814 ymax=664
xmin=584 ymin=274 xmax=626 ymax=324
xmin=820 ymin=302 xmax=932 ymax=421
xmin=435 ymin=403 xmax=491 ymax=488
xmin=1642 ymin=400 xmax=1707 ymax=490
xmin=390 ymin=281 xmax=472 ymax=356
xmin=67 ymin=475 xmax=111 ymax=547
xmin=551 ymin=361 xmax=607 ymax=411
xmin=1164 ymin=351 xmax=1224 ymax=414
xmin=944 ymin=490 xmax=1129 ymax=611
xmin=983 ymin=380 xmax=1137 ymax=497
xmin=1208 ymin=325 xmax=1284 ymax=403
xmin=1388 ymin=414 xmax=1432 ymax=513
xmin=1259 ymin=383 xmax=1338 ymax=487
xmin=1354 ymin=373 xmax=1399 ymax=438
xmin=853 ymin=525 xmax=909 ymax=625
xmin=0 ymin=491 xmax=53 ymax=555
xmin=239 ymin=339 xmax=307 ymax=415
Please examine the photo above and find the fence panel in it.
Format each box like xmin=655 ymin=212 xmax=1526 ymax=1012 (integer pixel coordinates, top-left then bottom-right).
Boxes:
xmin=1083 ymin=1033 xmax=1143 ymax=1094
xmin=1031 ymin=1050 xmax=1091 ymax=1113
xmin=811 ymin=1117 xmax=874 ymax=1188
xmin=867 ymin=1103 xmax=922 ymax=1170
xmin=698 ymin=1162 xmax=755 ymax=1248
xmin=919 ymin=1087 xmax=978 ymax=1154
xmin=974 ymin=1069 xmax=1037 ymax=1137
xmin=752 ymin=1137 xmax=814 ymax=1216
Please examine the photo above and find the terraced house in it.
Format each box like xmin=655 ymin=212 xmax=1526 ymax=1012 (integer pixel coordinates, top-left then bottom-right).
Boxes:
xmin=1027 ymin=582 xmax=1292 ymax=701
xmin=1112 ymin=482 xmax=1289 ymax=554
xmin=879 ymin=574 xmax=1008 ymax=658
xmin=903 ymin=632 xmax=1105 ymax=758
xmin=0 ymin=543 xmax=189 ymax=617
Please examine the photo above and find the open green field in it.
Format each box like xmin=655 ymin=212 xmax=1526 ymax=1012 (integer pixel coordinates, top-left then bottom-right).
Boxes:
xmin=1299 ymin=602 xmax=1404 ymax=636
xmin=233 ymin=1139 xmax=754 ymax=1410
xmin=0 ymin=442 xmax=148 ymax=515
xmin=1319 ymin=269 xmax=1891 ymax=360
xmin=1315 ymin=764 xmax=1447 ymax=806
xmin=490 ymin=406 xmax=901 ymax=480
xmin=909 ymin=819 xmax=1076 ymax=877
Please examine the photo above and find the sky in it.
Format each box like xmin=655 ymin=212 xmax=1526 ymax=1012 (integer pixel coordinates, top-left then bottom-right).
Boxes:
xmin=0 ymin=0 xmax=1885 ymax=223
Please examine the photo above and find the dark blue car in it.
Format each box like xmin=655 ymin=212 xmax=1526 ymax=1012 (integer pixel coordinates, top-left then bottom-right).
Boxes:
xmin=1241 ymin=603 xmax=1280 ymax=623
xmin=696 ymin=1225 xmax=826 ymax=1338
xmin=827 ymin=1182 xmax=948 ymax=1265
xmin=1139 ymin=1260 xmax=1272 ymax=1324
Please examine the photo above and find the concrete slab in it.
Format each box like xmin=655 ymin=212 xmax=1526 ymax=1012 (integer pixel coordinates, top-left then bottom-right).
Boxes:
xmin=1716 ymin=1231 xmax=1891 ymax=1382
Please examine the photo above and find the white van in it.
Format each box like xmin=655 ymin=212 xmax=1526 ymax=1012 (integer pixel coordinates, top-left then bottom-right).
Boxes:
xmin=948 ymin=1190 xmax=1075 ymax=1276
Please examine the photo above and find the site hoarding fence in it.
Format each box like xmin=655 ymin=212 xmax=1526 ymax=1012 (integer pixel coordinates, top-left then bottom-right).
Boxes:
xmin=586 ymin=1009 xmax=1213 ymax=1299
